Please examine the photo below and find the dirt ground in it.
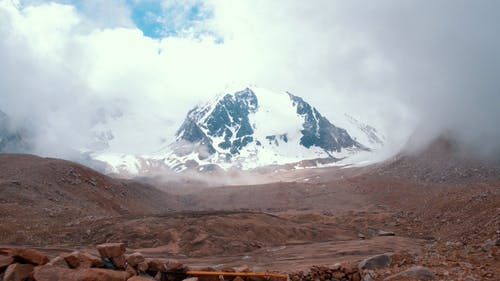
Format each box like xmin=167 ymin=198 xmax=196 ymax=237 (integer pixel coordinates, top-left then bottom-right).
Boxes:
xmin=0 ymin=141 xmax=499 ymax=280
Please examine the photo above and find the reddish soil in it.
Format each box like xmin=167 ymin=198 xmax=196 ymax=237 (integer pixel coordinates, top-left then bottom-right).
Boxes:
xmin=0 ymin=154 xmax=182 ymax=245
xmin=0 ymin=138 xmax=499 ymax=280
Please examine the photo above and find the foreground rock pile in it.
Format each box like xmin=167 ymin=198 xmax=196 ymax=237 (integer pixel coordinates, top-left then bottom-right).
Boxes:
xmin=0 ymin=243 xmax=189 ymax=281
xmin=288 ymin=252 xmax=444 ymax=281
xmin=289 ymin=264 xmax=361 ymax=281
xmin=3 ymin=243 xmax=487 ymax=281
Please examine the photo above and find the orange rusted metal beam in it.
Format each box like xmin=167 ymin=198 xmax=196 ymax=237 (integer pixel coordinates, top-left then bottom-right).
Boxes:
xmin=186 ymin=270 xmax=288 ymax=280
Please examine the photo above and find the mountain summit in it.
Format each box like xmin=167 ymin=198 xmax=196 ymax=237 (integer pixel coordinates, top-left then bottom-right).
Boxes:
xmin=1 ymin=89 xmax=385 ymax=175
xmin=166 ymin=87 xmax=376 ymax=171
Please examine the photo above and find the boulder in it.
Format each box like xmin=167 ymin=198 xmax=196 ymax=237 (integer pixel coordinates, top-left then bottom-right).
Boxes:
xmin=384 ymin=266 xmax=436 ymax=280
xmin=126 ymin=265 xmax=137 ymax=276
xmin=97 ymin=243 xmax=127 ymax=259
xmin=136 ymin=261 xmax=149 ymax=273
xmin=3 ymin=263 xmax=34 ymax=281
xmin=0 ymin=255 xmax=14 ymax=271
xmin=358 ymin=253 xmax=393 ymax=270
xmin=82 ymin=253 xmax=104 ymax=268
xmin=111 ymin=255 xmax=127 ymax=270
xmin=47 ymin=256 xmax=70 ymax=268
xmin=63 ymin=251 xmax=104 ymax=269
xmin=12 ymin=248 xmax=49 ymax=265
xmin=126 ymin=253 xmax=145 ymax=267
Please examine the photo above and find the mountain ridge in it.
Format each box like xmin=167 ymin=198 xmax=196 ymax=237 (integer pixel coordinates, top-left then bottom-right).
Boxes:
xmin=165 ymin=87 xmax=376 ymax=172
xmin=0 ymin=88 xmax=386 ymax=176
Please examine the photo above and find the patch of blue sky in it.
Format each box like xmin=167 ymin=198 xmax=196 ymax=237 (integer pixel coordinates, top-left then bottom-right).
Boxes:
xmin=126 ymin=0 xmax=223 ymax=42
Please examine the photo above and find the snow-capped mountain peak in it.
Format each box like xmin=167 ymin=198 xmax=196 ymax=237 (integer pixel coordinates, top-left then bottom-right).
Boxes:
xmin=166 ymin=87 xmax=372 ymax=171
xmin=1 ymin=88 xmax=387 ymax=175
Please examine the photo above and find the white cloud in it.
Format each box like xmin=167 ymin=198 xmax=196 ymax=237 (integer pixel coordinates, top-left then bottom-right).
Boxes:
xmin=0 ymin=0 xmax=498 ymax=160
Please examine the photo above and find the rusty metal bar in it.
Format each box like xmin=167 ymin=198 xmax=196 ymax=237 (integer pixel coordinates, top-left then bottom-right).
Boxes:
xmin=186 ymin=270 xmax=288 ymax=280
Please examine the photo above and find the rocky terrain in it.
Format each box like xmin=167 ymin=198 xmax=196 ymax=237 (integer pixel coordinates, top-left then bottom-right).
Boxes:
xmin=0 ymin=154 xmax=184 ymax=245
xmin=0 ymin=137 xmax=499 ymax=280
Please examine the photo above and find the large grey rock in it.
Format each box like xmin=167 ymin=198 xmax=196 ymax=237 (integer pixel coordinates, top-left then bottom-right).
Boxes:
xmin=358 ymin=253 xmax=393 ymax=270
xmin=384 ymin=266 xmax=436 ymax=280
xmin=481 ymin=238 xmax=500 ymax=251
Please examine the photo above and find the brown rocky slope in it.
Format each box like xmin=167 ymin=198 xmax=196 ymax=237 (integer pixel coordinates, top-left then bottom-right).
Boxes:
xmin=0 ymin=136 xmax=499 ymax=280
xmin=0 ymin=154 xmax=182 ymax=245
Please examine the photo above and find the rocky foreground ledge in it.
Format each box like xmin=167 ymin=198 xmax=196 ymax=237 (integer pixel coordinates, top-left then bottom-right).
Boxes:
xmin=0 ymin=243 xmax=450 ymax=281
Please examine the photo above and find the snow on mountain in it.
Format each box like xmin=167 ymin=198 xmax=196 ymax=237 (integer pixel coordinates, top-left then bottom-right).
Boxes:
xmin=340 ymin=113 xmax=385 ymax=149
xmin=0 ymin=88 xmax=386 ymax=175
xmin=164 ymin=87 xmax=379 ymax=171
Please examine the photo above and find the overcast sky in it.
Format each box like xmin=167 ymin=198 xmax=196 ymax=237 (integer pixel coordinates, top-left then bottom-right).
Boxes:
xmin=0 ymin=0 xmax=499 ymax=158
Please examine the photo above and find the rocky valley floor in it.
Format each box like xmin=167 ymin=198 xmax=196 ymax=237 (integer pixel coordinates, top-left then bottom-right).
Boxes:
xmin=0 ymin=148 xmax=499 ymax=280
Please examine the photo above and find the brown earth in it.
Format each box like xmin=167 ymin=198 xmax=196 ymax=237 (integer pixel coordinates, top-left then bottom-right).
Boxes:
xmin=0 ymin=138 xmax=499 ymax=280
xmin=0 ymin=154 xmax=183 ymax=245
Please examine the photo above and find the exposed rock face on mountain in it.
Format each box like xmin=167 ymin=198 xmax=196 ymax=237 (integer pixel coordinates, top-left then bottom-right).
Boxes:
xmin=166 ymin=87 xmax=375 ymax=171
xmin=176 ymin=88 xmax=259 ymax=157
xmin=288 ymin=94 xmax=361 ymax=152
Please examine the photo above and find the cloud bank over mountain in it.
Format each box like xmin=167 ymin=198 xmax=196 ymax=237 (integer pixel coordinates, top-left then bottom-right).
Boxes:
xmin=0 ymin=0 xmax=499 ymax=159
